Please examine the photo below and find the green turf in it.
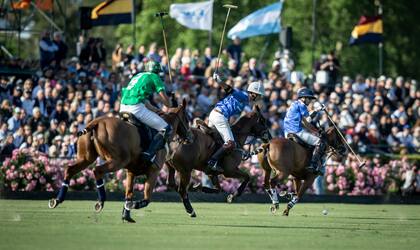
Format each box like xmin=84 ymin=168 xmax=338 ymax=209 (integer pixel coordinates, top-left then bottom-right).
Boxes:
xmin=0 ymin=200 xmax=419 ymax=250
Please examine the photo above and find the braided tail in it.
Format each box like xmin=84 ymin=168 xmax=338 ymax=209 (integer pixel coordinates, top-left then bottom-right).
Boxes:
xmin=250 ymin=143 xmax=270 ymax=156
xmin=77 ymin=119 xmax=100 ymax=137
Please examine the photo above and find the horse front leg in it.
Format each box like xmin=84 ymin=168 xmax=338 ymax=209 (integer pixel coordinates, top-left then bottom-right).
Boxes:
xmin=283 ymin=175 xmax=316 ymax=216
xmin=166 ymin=162 xmax=177 ymax=191
xmin=178 ymin=171 xmax=196 ymax=217
xmin=122 ymin=170 xmax=136 ymax=223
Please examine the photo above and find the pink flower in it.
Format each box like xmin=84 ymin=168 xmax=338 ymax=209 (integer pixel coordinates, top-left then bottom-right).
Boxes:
xmin=326 ymin=175 xmax=334 ymax=184
xmin=26 ymin=172 xmax=33 ymax=180
xmin=116 ymin=169 xmax=124 ymax=180
xmin=11 ymin=182 xmax=18 ymax=191
xmin=69 ymin=179 xmax=76 ymax=186
xmin=76 ymin=176 xmax=86 ymax=185
xmin=39 ymin=176 xmax=46 ymax=184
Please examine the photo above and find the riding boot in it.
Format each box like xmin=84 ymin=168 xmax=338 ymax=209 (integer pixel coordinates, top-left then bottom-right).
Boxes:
xmin=142 ymin=133 xmax=165 ymax=167
xmin=309 ymin=141 xmax=327 ymax=174
xmin=207 ymin=147 xmax=228 ymax=173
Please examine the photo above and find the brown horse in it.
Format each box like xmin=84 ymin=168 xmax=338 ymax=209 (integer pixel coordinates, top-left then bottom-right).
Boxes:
xmin=258 ymin=126 xmax=347 ymax=216
xmin=164 ymin=106 xmax=271 ymax=217
xmin=48 ymin=101 xmax=190 ymax=218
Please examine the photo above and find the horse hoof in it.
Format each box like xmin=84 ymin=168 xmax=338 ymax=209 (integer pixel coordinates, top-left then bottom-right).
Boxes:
xmin=279 ymin=191 xmax=287 ymax=197
xmin=227 ymin=194 xmax=234 ymax=203
xmin=283 ymin=210 xmax=289 ymax=216
xmin=190 ymin=211 xmax=197 ymax=218
xmin=122 ymin=216 xmax=136 ymax=223
xmin=94 ymin=201 xmax=104 ymax=213
xmin=48 ymin=199 xmax=59 ymax=209
xmin=270 ymin=204 xmax=278 ymax=214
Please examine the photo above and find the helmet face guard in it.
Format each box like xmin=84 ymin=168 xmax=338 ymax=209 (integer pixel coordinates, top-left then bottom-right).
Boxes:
xmin=247 ymin=81 xmax=265 ymax=96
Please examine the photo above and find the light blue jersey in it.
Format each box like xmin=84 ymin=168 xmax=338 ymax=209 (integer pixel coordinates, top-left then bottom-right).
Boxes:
xmin=283 ymin=100 xmax=309 ymax=134
xmin=215 ymin=89 xmax=249 ymax=119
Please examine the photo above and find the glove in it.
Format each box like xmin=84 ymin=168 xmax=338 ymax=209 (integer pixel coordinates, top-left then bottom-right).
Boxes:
xmin=213 ymin=72 xmax=222 ymax=83
xmin=314 ymin=102 xmax=326 ymax=112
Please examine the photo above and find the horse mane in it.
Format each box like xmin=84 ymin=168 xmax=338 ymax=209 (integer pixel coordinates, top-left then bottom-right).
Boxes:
xmin=231 ymin=111 xmax=256 ymax=130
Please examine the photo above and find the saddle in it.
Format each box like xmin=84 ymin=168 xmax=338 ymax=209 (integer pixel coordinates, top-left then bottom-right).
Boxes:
xmin=119 ymin=112 xmax=157 ymax=150
xmin=286 ymin=133 xmax=315 ymax=151
xmin=195 ymin=119 xmax=224 ymax=146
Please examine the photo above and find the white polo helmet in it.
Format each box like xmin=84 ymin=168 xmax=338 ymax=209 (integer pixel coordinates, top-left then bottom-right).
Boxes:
xmin=247 ymin=81 xmax=265 ymax=95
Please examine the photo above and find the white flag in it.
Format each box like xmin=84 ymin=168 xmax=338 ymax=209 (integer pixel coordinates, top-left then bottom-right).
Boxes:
xmin=170 ymin=0 xmax=213 ymax=31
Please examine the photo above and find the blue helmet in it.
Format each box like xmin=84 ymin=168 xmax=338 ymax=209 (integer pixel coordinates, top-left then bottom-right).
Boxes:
xmin=297 ymin=88 xmax=316 ymax=99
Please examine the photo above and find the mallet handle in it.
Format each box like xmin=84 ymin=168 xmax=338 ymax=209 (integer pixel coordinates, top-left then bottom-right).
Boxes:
xmin=324 ymin=111 xmax=365 ymax=167
xmin=215 ymin=8 xmax=232 ymax=74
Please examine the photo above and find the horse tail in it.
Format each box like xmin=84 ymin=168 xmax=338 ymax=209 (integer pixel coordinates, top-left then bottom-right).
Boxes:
xmin=250 ymin=143 xmax=270 ymax=156
xmin=77 ymin=119 xmax=101 ymax=137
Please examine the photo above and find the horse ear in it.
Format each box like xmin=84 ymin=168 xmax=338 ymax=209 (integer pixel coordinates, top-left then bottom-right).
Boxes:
xmin=182 ymin=98 xmax=187 ymax=107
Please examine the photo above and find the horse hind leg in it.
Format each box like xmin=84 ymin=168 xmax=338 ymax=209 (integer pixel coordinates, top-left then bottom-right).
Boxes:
xmin=224 ymin=169 xmax=250 ymax=203
xmin=178 ymin=172 xmax=196 ymax=217
xmin=122 ymin=170 xmax=137 ymax=223
xmin=49 ymin=159 xmax=92 ymax=209
xmin=283 ymin=176 xmax=316 ymax=216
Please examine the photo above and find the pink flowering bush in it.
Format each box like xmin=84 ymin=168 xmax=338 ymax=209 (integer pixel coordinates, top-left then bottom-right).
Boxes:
xmin=0 ymin=149 xmax=63 ymax=192
xmin=1 ymin=149 xmax=417 ymax=196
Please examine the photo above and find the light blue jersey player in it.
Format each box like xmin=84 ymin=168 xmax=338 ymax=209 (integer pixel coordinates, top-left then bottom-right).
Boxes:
xmin=284 ymin=88 xmax=326 ymax=173
xmin=207 ymin=73 xmax=265 ymax=173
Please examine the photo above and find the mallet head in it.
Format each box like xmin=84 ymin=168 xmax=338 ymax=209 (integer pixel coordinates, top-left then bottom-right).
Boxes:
xmin=358 ymin=162 xmax=366 ymax=169
xmin=223 ymin=4 xmax=238 ymax=9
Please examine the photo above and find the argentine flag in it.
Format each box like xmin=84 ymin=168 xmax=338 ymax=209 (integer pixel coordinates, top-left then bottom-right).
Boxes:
xmin=228 ymin=1 xmax=283 ymax=39
xmin=170 ymin=0 xmax=213 ymax=31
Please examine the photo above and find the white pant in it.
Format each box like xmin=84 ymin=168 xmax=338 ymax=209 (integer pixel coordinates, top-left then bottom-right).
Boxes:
xmin=120 ymin=103 xmax=168 ymax=131
xmin=286 ymin=129 xmax=320 ymax=146
xmin=208 ymin=110 xmax=235 ymax=143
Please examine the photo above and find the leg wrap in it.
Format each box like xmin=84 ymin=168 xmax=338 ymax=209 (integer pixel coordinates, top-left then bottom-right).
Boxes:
xmin=267 ymin=188 xmax=279 ymax=204
xmin=287 ymin=196 xmax=299 ymax=209
xmin=134 ymin=199 xmax=150 ymax=209
xmin=57 ymin=180 xmax=69 ymax=203
xmin=182 ymin=197 xmax=194 ymax=214
xmin=96 ymin=179 xmax=106 ymax=202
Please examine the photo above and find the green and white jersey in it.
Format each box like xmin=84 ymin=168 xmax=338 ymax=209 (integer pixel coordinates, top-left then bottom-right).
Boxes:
xmin=121 ymin=72 xmax=165 ymax=105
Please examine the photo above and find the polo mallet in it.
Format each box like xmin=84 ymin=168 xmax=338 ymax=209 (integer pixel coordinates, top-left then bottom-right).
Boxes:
xmin=215 ymin=4 xmax=238 ymax=74
xmin=155 ymin=12 xmax=173 ymax=84
xmin=322 ymin=106 xmax=366 ymax=168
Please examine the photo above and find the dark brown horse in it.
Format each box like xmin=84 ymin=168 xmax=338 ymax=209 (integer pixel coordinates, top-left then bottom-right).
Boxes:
xmin=164 ymin=106 xmax=271 ymax=217
xmin=48 ymin=101 xmax=190 ymax=219
xmin=258 ymin=127 xmax=347 ymax=216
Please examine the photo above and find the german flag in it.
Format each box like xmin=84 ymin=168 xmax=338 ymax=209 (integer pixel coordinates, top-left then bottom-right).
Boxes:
xmin=349 ymin=15 xmax=383 ymax=45
xmin=91 ymin=0 xmax=133 ymax=26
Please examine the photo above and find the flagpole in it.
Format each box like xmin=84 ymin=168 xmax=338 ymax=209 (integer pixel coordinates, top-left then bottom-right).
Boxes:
xmin=311 ymin=0 xmax=317 ymax=70
xmin=132 ymin=0 xmax=136 ymax=48
xmin=376 ymin=0 xmax=383 ymax=75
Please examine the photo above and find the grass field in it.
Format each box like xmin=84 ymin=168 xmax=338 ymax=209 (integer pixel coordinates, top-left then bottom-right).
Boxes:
xmin=1 ymin=200 xmax=419 ymax=250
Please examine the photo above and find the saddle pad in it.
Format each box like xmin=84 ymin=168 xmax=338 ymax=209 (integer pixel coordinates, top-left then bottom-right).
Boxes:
xmin=119 ymin=112 xmax=156 ymax=150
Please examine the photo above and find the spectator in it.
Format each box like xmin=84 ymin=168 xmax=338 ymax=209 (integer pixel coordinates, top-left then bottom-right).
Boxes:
xmin=0 ymin=133 xmax=16 ymax=161
xmin=35 ymin=133 xmax=49 ymax=154
xmin=7 ymin=107 xmax=22 ymax=132
xmin=53 ymin=32 xmax=68 ymax=67
xmin=227 ymin=36 xmax=242 ymax=73
xmin=39 ymin=30 xmax=58 ymax=69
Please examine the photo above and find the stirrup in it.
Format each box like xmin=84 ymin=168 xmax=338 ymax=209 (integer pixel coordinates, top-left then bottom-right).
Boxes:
xmin=142 ymin=152 xmax=159 ymax=169
xmin=208 ymin=160 xmax=224 ymax=173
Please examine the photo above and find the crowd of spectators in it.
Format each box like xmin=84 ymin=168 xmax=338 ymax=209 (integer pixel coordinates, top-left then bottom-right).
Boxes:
xmin=0 ymin=31 xmax=419 ymax=164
